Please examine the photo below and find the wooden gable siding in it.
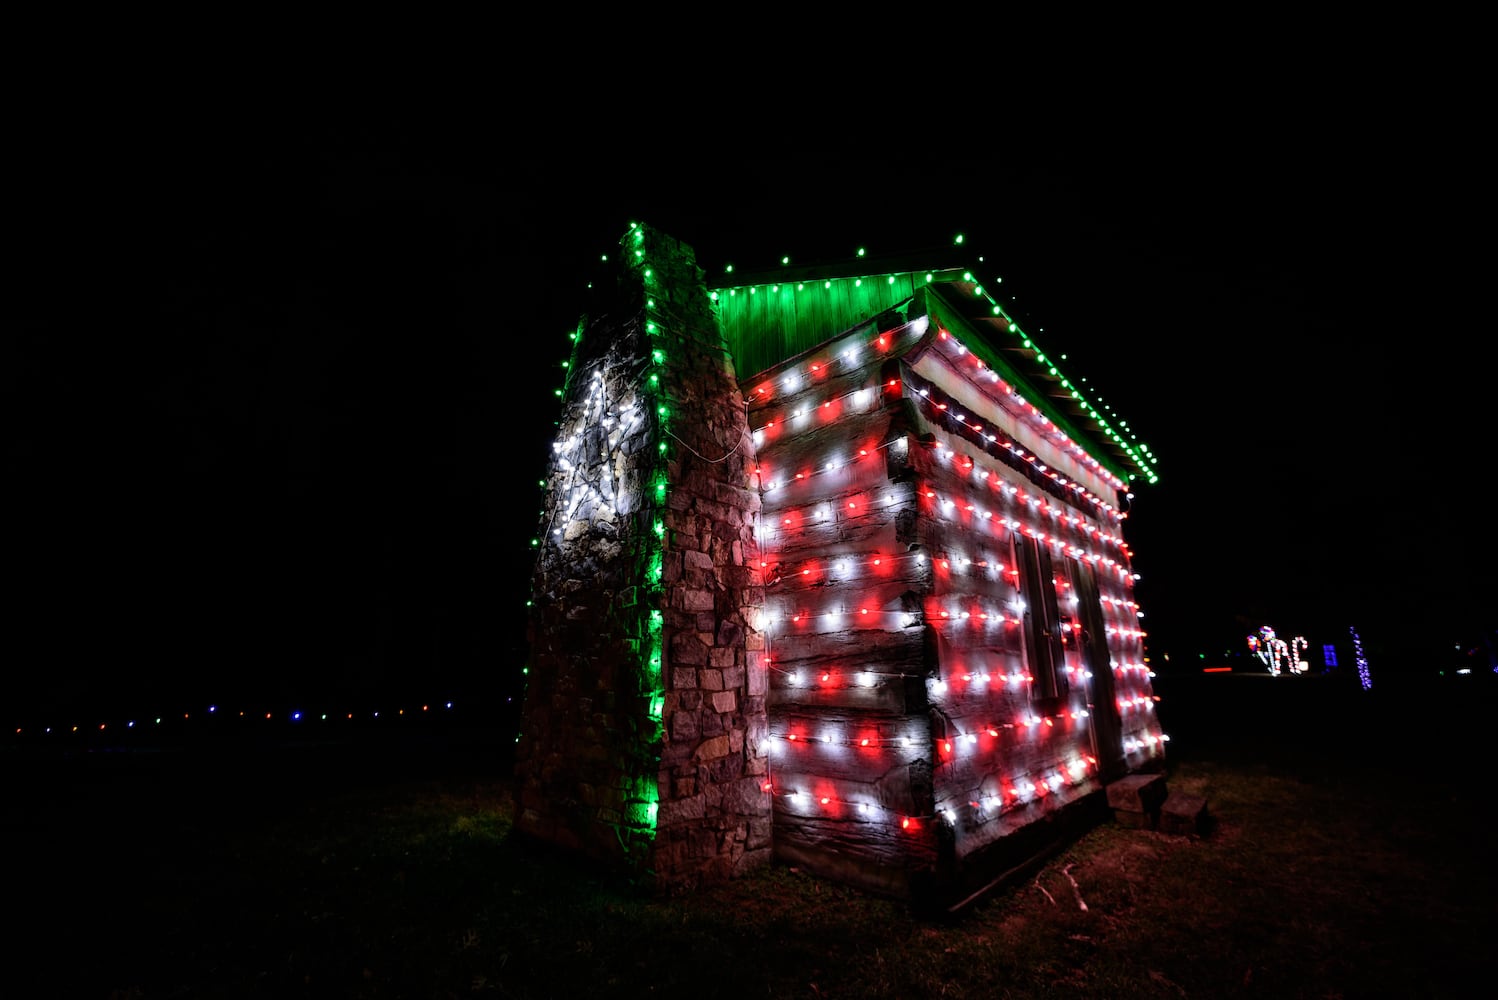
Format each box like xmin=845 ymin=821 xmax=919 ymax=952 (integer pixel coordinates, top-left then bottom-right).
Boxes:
xmin=714 ymin=273 xmax=926 ymax=382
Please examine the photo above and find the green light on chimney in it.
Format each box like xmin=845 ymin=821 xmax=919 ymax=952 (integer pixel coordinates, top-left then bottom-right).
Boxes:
xmin=782 ymin=255 xmax=790 ymax=265
xmin=626 ymin=775 xmax=659 ymax=832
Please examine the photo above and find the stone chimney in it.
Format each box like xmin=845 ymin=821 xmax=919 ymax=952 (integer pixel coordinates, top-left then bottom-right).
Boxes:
xmin=514 ymin=224 xmax=771 ymax=891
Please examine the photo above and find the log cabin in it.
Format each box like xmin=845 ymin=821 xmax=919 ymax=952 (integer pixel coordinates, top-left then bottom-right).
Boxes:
xmin=514 ymin=222 xmax=1164 ymax=909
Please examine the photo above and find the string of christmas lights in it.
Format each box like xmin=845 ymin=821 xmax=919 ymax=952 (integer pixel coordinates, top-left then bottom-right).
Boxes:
xmin=747 ymin=295 xmax=1163 ymax=843
xmin=744 ymin=327 xmax=1131 ymax=521
xmin=1247 ymin=624 xmax=1309 ymax=676
xmin=11 ymin=701 xmax=458 ymax=739
xmin=523 ymin=222 xmax=1167 ymax=845
xmin=928 ymin=327 xmax=1131 ymax=494
xmin=1351 ymin=625 xmax=1372 ymax=690
xmin=709 ymin=236 xmax=1159 ymax=486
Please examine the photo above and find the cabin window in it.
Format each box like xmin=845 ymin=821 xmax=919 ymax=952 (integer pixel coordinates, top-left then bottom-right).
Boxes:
xmin=1013 ymin=534 xmax=1068 ymax=704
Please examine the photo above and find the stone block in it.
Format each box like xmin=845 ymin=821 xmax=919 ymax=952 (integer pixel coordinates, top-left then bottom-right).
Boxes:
xmin=1159 ymin=791 xmax=1210 ymax=836
xmin=681 ymin=588 xmax=715 ymax=612
xmin=1106 ymin=773 xmax=1168 ymax=813
xmin=696 ymin=735 xmax=731 ymax=760
xmin=722 ymin=663 xmax=745 ymax=690
xmin=657 ymin=794 xmax=706 ymax=826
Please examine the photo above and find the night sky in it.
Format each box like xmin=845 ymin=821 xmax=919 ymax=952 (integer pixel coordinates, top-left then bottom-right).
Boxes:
xmin=9 ymin=118 xmax=1491 ymax=722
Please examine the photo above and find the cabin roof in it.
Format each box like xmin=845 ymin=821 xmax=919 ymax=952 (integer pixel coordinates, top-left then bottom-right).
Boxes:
xmin=706 ymin=243 xmax=1159 ymax=489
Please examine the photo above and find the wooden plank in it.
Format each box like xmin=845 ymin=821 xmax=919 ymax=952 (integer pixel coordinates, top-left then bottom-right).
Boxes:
xmin=765 ymin=624 xmax=927 ymax=671
xmin=767 ymin=672 xmax=924 ymax=713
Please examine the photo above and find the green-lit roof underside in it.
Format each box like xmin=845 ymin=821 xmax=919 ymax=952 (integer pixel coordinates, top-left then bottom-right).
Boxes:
xmin=709 ymin=255 xmax=1156 ymax=486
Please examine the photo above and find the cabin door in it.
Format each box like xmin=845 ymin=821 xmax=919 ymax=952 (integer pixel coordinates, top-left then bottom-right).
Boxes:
xmin=1070 ymin=559 xmax=1126 ymax=782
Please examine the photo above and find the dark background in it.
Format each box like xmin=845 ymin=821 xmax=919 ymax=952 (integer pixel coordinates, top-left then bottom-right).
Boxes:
xmin=8 ymin=110 xmax=1491 ymax=726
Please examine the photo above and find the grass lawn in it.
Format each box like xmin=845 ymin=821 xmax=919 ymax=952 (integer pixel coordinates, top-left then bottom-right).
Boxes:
xmin=7 ymin=671 xmax=1494 ymax=998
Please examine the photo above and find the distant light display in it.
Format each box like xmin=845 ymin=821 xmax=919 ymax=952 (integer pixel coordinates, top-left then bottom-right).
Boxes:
xmin=1247 ymin=625 xmax=1308 ymax=676
xmin=1350 ymin=626 xmax=1371 ymax=690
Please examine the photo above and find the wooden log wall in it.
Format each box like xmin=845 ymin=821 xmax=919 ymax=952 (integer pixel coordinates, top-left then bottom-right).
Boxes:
xmin=745 ymin=312 xmax=942 ymax=898
xmin=742 ymin=307 xmax=1163 ymax=899
xmin=896 ymin=330 xmax=1165 ymax=870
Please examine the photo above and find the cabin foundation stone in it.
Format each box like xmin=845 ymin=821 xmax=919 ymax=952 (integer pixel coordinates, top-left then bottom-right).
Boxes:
xmin=1159 ymin=791 xmax=1211 ymax=837
xmin=1107 ymin=773 xmax=1168 ymax=829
